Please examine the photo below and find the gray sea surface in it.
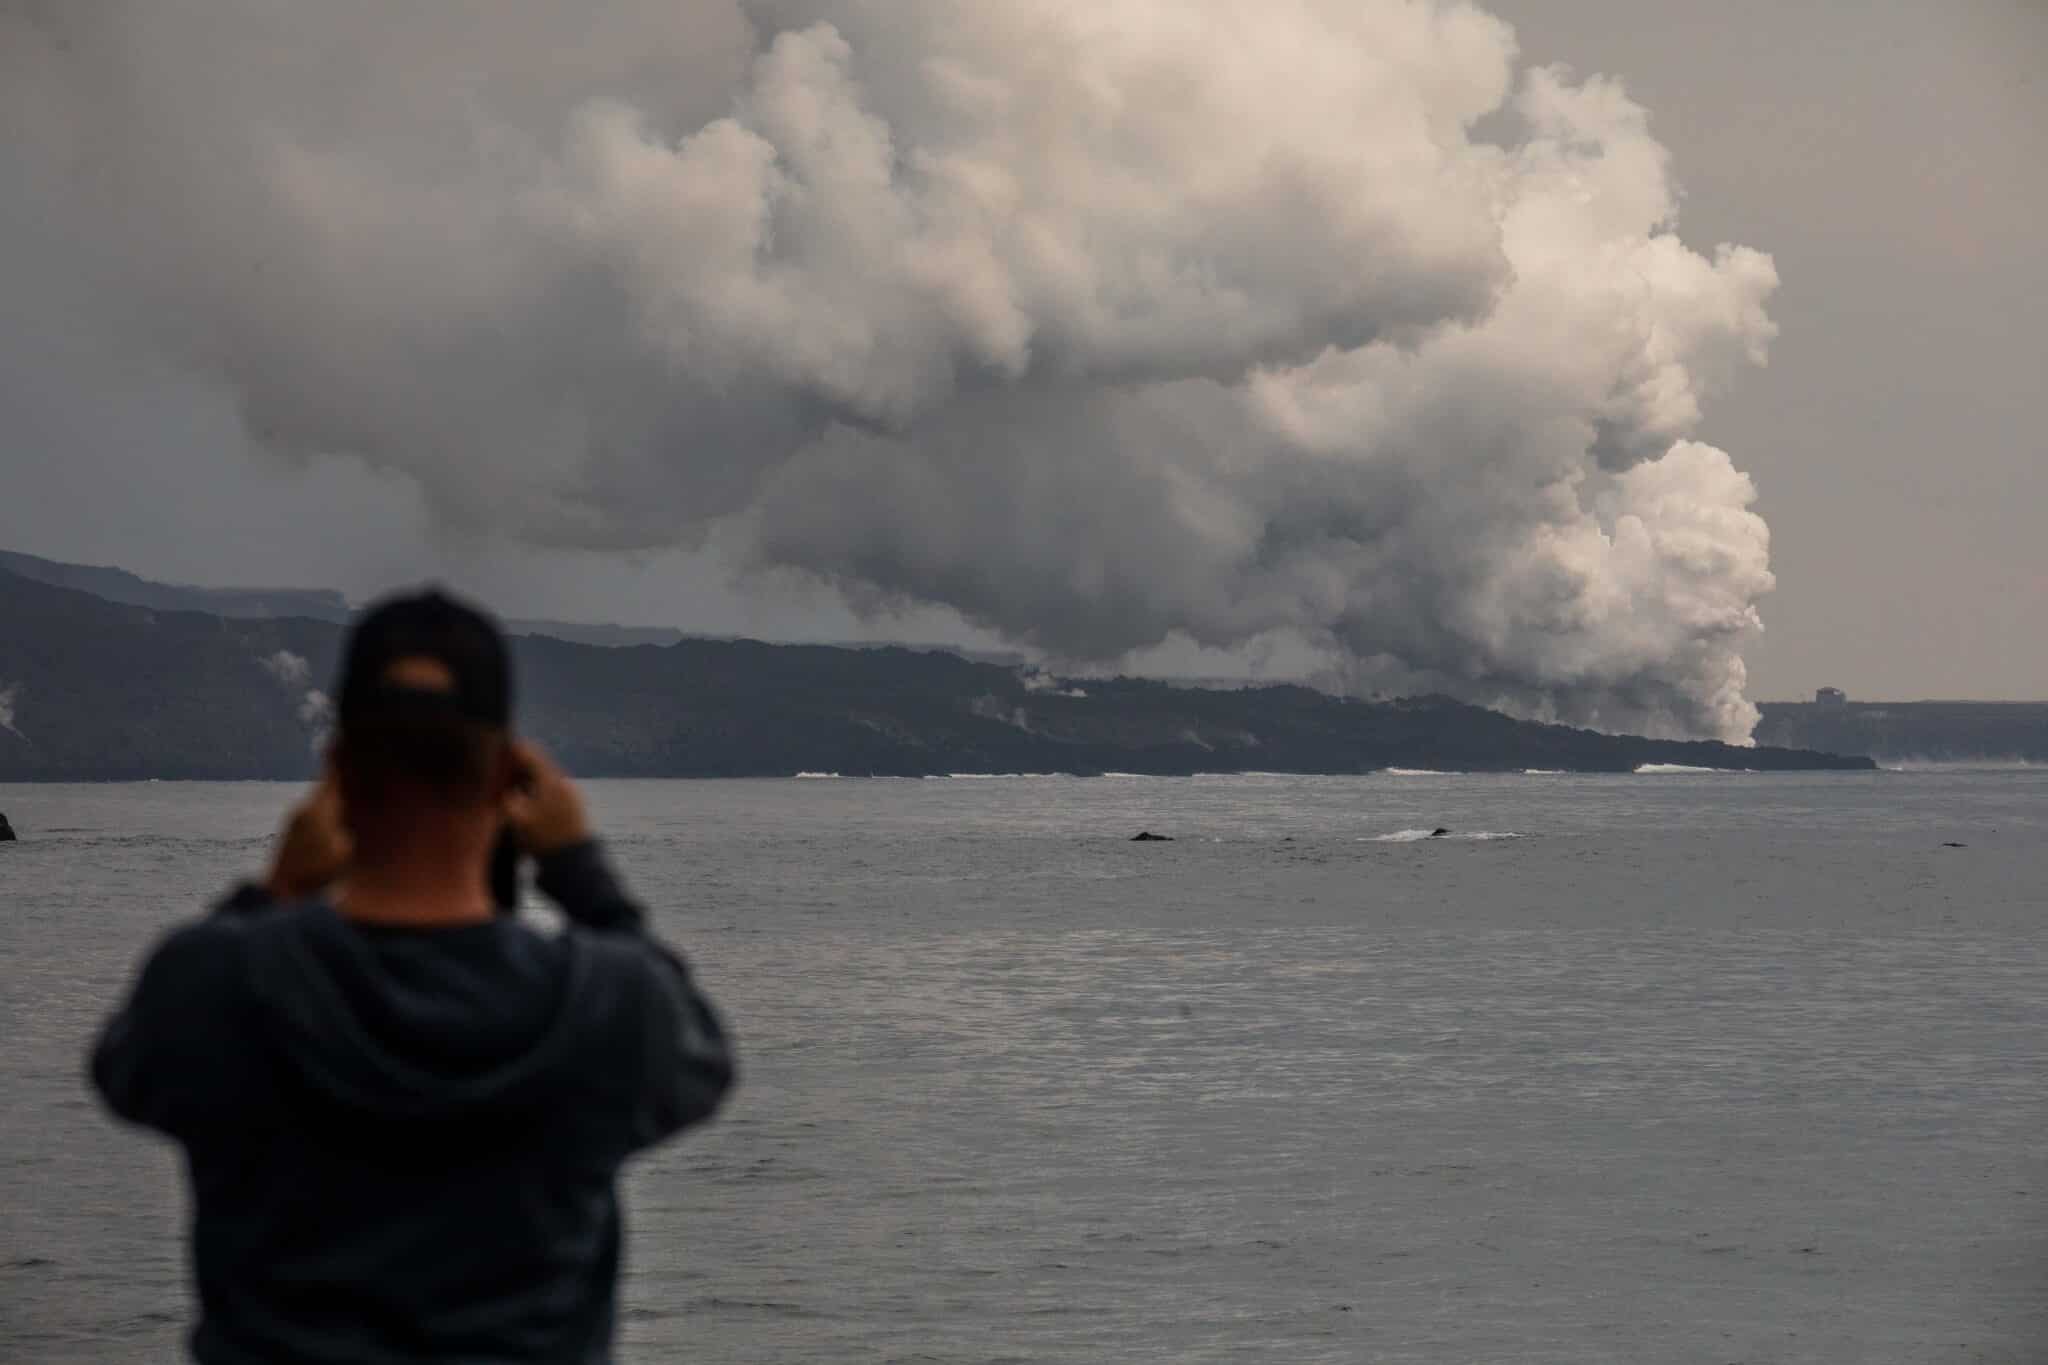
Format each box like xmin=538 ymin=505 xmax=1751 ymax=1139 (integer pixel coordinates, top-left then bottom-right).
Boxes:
xmin=3 ymin=770 xmax=2046 ymax=1363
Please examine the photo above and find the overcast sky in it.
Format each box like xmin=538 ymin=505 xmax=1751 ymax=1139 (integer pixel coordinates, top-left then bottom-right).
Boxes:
xmin=1 ymin=1 xmax=2041 ymax=705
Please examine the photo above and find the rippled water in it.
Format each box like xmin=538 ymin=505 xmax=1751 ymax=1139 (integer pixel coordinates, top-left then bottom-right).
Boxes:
xmin=4 ymin=771 xmax=2047 ymax=1362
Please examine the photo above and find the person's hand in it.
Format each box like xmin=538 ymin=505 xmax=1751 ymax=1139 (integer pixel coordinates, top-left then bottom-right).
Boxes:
xmin=266 ymin=771 xmax=352 ymax=900
xmin=503 ymin=741 xmax=592 ymax=856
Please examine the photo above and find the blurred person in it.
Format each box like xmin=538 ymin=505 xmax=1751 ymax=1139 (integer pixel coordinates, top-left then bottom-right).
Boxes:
xmin=89 ymin=591 xmax=735 ymax=1363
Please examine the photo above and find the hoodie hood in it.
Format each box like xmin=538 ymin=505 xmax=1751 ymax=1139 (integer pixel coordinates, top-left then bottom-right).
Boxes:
xmin=240 ymin=903 xmax=597 ymax=1121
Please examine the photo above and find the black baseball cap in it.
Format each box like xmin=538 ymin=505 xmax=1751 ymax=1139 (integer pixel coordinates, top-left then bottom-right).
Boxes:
xmin=336 ymin=589 xmax=512 ymax=730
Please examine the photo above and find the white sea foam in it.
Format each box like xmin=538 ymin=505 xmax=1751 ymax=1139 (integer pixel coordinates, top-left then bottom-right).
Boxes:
xmin=792 ymin=771 xmax=843 ymax=779
xmin=1521 ymin=769 xmax=1567 ymax=776
xmin=1385 ymin=768 xmax=1463 ymax=777
xmin=1634 ymin=763 xmax=1751 ymax=774
xmin=1368 ymin=829 xmax=1526 ymax=842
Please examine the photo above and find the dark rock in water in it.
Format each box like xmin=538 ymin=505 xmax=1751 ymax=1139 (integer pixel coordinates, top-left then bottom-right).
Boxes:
xmin=1131 ymin=830 xmax=1174 ymax=842
xmin=1941 ymin=841 xmax=1967 ymax=849
xmin=0 ymin=812 xmax=14 ymax=842
xmin=1429 ymin=827 xmax=1450 ymax=838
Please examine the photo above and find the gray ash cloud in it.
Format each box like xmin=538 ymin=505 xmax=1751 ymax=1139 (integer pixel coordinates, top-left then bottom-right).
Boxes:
xmin=4 ymin=0 xmax=1780 ymax=740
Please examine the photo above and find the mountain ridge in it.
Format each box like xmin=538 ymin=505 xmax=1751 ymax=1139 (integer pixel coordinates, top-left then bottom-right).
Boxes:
xmin=0 ymin=562 xmax=1872 ymax=779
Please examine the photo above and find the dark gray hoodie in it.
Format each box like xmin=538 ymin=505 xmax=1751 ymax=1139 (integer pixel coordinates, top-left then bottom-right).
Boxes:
xmin=90 ymin=841 xmax=734 ymax=1364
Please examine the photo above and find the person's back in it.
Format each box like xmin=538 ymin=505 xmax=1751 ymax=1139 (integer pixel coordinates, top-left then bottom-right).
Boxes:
xmin=89 ymin=592 xmax=735 ymax=1363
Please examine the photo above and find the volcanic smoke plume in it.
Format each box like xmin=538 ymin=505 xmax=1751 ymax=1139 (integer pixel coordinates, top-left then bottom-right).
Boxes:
xmin=3 ymin=0 xmax=1780 ymax=740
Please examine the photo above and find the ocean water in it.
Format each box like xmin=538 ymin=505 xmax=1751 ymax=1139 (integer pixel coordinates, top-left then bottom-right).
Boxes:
xmin=3 ymin=770 xmax=2046 ymax=1363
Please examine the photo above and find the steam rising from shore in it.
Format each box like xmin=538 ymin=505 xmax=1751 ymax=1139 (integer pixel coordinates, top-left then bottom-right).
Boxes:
xmin=258 ymin=651 xmax=332 ymax=748
xmin=3 ymin=0 xmax=1779 ymax=739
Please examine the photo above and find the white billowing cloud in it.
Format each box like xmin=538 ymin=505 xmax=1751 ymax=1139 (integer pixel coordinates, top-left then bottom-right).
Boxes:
xmin=255 ymin=652 xmax=331 ymax=748
xmin=297 ymin=689 xmax=334 ymax=753
xmin=5 ymin=0 xmax=1780 ymax=739
xmin=0 ymin=684 xmax=20 ymax=738
xmin=259 ymin=651 xmax=312 ymax=690
xmin=1019 ymin=668 xmax=1087 ymax=699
